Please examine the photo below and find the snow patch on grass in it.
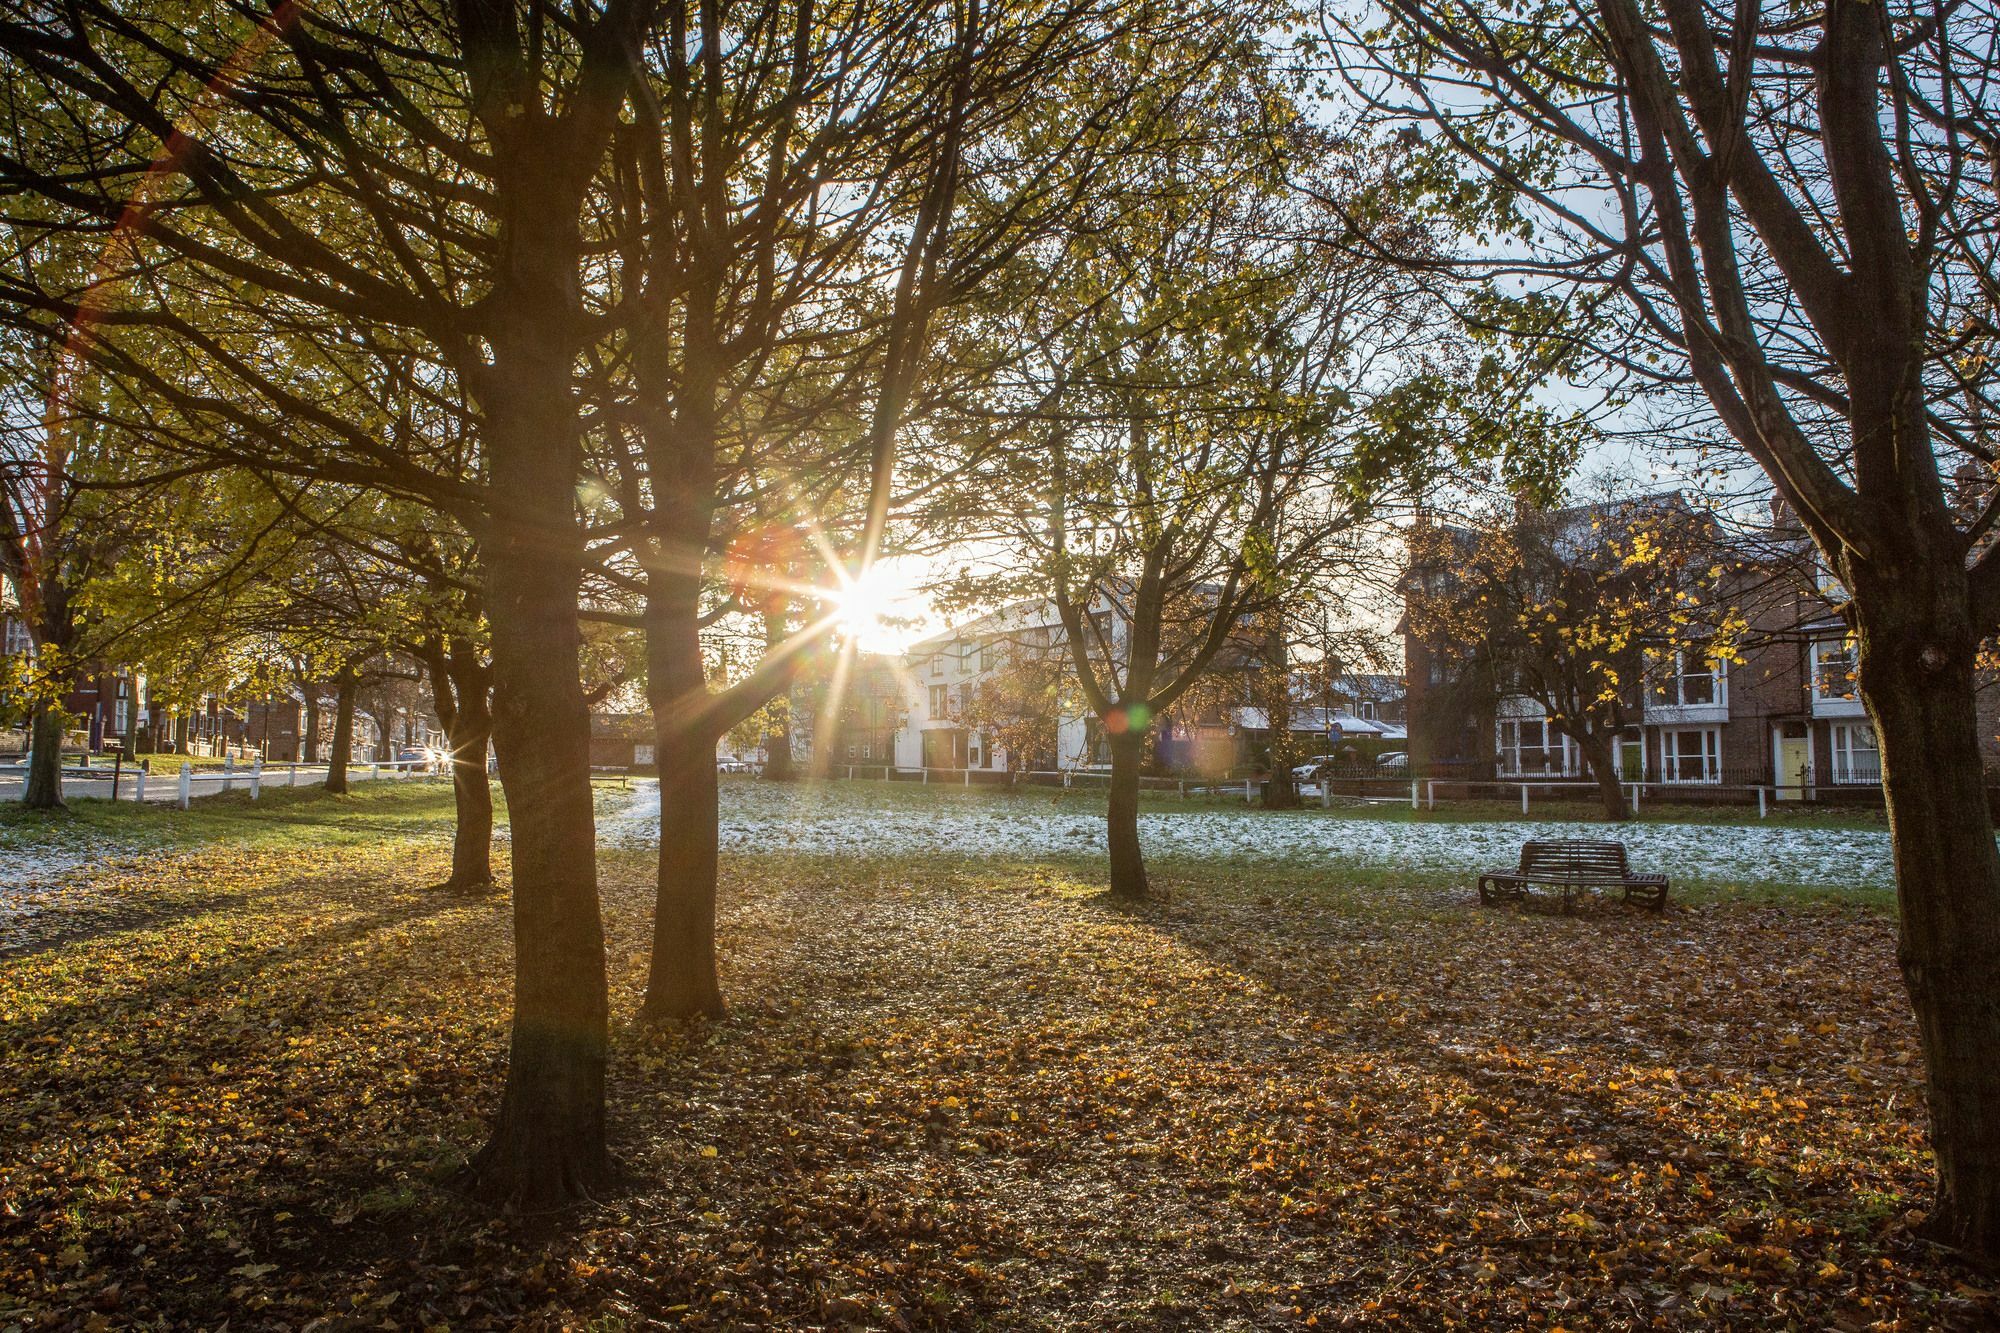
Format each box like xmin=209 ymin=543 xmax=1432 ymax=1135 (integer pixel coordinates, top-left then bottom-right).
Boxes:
xmin=600 ymin=780 xmax=1899 ymax=889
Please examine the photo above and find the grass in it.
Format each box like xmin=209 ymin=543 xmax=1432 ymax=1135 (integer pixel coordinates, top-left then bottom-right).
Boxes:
xmin=0 ymin=783 xmax=1979 ymax=1329
xmin=777 ymin=774 xmax=1893 ymax=831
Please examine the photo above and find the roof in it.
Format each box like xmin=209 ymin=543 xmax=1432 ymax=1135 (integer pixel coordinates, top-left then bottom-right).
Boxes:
xmin=1235 ymin=707 xmax=1391 ymax=737
xmin=590 ymin=712 xmax=655 ymax=740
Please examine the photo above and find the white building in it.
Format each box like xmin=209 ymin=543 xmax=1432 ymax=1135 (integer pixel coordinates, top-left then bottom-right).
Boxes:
xmin=892 ymin=594 xmax=1128 ymax=773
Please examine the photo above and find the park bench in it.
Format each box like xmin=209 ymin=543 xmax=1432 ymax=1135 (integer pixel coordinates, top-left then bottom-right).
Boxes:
xmin=1477 ymin=839 xmax=1670 ymax=913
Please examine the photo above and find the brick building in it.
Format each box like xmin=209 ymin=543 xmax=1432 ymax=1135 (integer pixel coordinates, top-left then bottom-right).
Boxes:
xmin=1405 ymin=498 xmax=2000 ymax=795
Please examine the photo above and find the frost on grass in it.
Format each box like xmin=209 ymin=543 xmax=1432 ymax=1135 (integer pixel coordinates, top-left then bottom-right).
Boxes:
xmin=0 ymin=826 xmax=155 ymax=946
xmin=601 ymin=779 xmax=1898 ymax=889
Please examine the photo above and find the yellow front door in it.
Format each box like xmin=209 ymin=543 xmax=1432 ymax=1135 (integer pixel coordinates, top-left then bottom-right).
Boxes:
xmin=1777 ymin=735 xmax=1810 ymax=800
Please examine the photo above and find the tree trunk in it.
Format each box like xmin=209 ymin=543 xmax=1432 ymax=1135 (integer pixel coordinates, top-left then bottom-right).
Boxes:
xmin=1573 ymin=726 xmax=1630 ymax=822
xmin=325 ymin=675 xmax=357 ymax=794
xmin=21 ymin=706 xmax=65 ymax=810
xmin=1264 ymin=697 xmax=1300 ymax=809
xmin=1856 ymin=589 xmax=2000 ymax=1260
xmin=759 ymin=609 xmax=795 ymax=781
xmin=303 ymin=692 xmax=322 ymax=763
xmin=1106 ymin=727 xmax=1149 ymax=901
xmin=467 ymin=462 xmax=610 ymax=1205
xmin=443 ymin=675 xmax=496 ymax=892
xmin=642 ymin=585 xmax=726 ymax=1022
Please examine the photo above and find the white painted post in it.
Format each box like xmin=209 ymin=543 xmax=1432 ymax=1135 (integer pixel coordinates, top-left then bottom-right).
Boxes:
xmin=222 ymin=754 xmax=235 ymax=792
xmin=177 ymin=762 xmax=191 ymax=810
xmin=965 ymin=766 xmax=971 ymax=787
xmin=370 ymin=761 xmax=380 ymax=782
xmin=291 ymin=762 xmax=300 ymax=787
xmin=134 ymin=764 xmax=147 ymax=803
xmin=1427 ymin=780 xmax=1437 ymax=811
xmin=1410 ymin=779 xmax=1419 ymax=810
xmin=1757 ymin=786 xmax=1768 ymax=818
xmin=1321 ymin=777 xmax=1330 ymax=809
xmin=922 ymin=768 xmax=928 ymax=785
xmin=1179 ymin=780 xmax=1187 ymax=801
xmin=1520 ymin=784 xmax=1529 ymax=815
xmin=250 ymin=757 xmax=263 ymax=800
xmin=1245 ymin=777 xmax=1254 ymax=804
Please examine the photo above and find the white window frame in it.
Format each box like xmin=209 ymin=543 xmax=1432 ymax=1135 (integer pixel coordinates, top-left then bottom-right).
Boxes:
xmin=1659 ymin=726 xmax=1722 ymax=784
xmin=928 ymin=684 xmax=947 ymax=718
xmin=1810 ymin=638 xmax=1859 ymax=704
xmin=1650 ymin=647 xmax=1725 ymax=708
xmin=1830 ymin=721 xmax=1880 ymax=785
xmin=1496 ymin=717 xmax=1578 ymax=777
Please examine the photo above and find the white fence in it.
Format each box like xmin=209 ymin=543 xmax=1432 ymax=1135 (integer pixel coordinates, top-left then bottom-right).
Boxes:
xmin=0 ymin=756 xmax=438 ymax=807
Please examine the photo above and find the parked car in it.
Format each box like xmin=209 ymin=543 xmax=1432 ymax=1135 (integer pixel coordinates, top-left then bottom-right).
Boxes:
xmin=396 ymin=748 xmax=430 ymax=764
xmin=1375 ymin=751 xmax=1409 ymax=771
xmin=1291 ymin=755 xmax=1340 ymax=781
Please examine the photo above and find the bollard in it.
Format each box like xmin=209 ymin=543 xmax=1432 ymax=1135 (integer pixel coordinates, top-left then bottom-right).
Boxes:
xmin=922 ymin=768 xmax=928 ymax=785
xmin=177 ymin=762 xmax=191 ymax=810
xmin=1427 ymin=780 xmax=1437 ymax=811
xmin=250 ymin=757 xmax=263 ymax=800
xmin=965 ymin=766 xmax=971 ymax=787
xmin=291 ymin=762 xmax=301 ymax=787
xmin=1757 ymin=787 xmax=1767 ymax=818
xmin=371 ymin=762 xmax=380 ymax=782
xmin=1411 ymin=779 xmax=1419 ymax=810
xmin=1244 ymin=777 xmax=1253 ymax=804
xmin=223 ymin=753 xmax=236 ymax=792
xmin=1321 ymin=778 xmax=1330 ymax=809
xmin=1521 ymin=784 xmax=1529 ymax=815
xmin=134 ymin=761 xmax=148 ymax=804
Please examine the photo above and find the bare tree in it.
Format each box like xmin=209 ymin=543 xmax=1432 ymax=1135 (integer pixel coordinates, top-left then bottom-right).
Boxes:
xmin=1332 ymin=0 xmax=2000 ymax=1255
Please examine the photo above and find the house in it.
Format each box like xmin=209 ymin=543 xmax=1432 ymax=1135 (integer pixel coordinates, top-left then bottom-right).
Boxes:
xmin=893 ymin=597 xmax=1100 ymax=772
xmin=888 ymin=592 xmax=1396 ymax=777
xmin=1404 ymin=495 xmax=2000 ymax=795
xmin=787 ymin=650 xmax=903 ymax=770
xmin=592 ymin=713 xmax=657 ymax=769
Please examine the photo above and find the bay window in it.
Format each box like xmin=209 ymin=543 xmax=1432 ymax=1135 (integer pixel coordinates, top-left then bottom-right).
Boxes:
xmin=1650 ymin=647 xmax=1724 ymax=707
xmin=1659 ymin=726 xmax=1722 ymax=783
xmin=1497 ymin=717 xmax=1577 ymax=776
xmin=1830 ymin=722 xmax=1880 ymax=785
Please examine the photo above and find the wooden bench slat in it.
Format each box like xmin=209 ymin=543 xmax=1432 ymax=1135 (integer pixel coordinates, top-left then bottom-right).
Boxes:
xmin=1479 ymin=839 xmax=1669 ymax=912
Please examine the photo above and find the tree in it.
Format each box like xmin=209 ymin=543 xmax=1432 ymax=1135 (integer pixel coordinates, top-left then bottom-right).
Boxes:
xmin=0 ymin=0 xmax=660 ymax=1206
xmin=931 ymin=29 xmax=1433 ymax=897
xmin=1407 ymin=492 xmax=1735 ymax=820
xmin=1335 ymin=0 xmax=2000 ymax=1255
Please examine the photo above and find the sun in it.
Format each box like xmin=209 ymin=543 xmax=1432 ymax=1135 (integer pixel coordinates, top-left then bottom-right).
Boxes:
xmin=828 ymin=562 xmax=911 ymax=648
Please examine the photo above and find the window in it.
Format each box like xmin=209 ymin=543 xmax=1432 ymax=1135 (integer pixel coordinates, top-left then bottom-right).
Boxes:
xmin=929 ymin=684 xmax=948 ymax=717
xmin=1660 ymin=727 xmax=1721 ymax=783
xmin=861 ymin=743 xmax=871 ymax=760
xmin=3 ymin=618 xmax=30 ymax=656
xmin=1497 ymin=718 xmax=1575 ymax=776
xmin=846 ymin=743 xmax=856 ymax=760
xmin=1360 ymin=701 xmax=1376 ymax=720
xmin=1811 ymin=639 xmax=1859 ymax=703
xmin=980 ymin=639 xmax=998 ymax=672
xmin=114 ymin=698 xmax=128 ymax=733
xmin=930 ymin=650 xmax=944 ymax=677
xmin=1831 ymin=722 xmax=1880 ymax=785
xmin=1650 ymin=648 xmax=1723 ymax=707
